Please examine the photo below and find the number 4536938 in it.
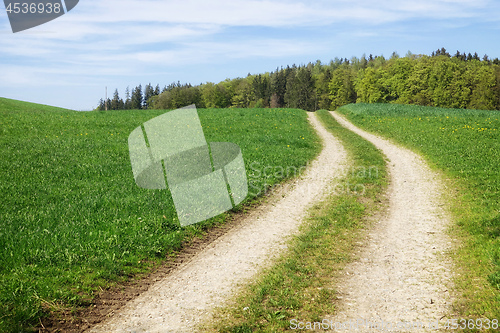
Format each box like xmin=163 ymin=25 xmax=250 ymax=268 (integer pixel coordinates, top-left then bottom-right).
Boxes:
xmin=444 ymin=318 xmax=499 ymax=330
xmin=5 ymin=2 xmax=62 ymax=14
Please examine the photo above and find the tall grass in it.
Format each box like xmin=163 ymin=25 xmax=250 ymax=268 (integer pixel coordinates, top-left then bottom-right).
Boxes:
xmin=0 ymin=98 xmax=321 ymax=332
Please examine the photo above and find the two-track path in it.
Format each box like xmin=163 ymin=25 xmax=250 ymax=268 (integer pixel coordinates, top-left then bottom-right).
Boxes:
xmin=328 ymin=111 xmax=453 ymax=331
xmin=88 ymin=113 xmax=349 ymax=332
xmin=88 ymin=112 xmax=453 ymax=332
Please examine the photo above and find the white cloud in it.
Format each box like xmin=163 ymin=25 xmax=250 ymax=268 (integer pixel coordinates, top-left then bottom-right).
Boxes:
xmin=71 ymin=0 xmax=493 ymax=26
xmin=132 ymin=38 xmax=322 ymax=64
xmin=73 ymin=0 xmax=316 ymax=26
xmin=1 ymin=0 xmax=495 ymax=55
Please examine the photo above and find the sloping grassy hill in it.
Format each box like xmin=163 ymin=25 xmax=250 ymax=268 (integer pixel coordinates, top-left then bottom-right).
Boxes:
xmin=337 ymin=103 xmax=500 ymax=319
xmin=0 ymin=98 xmax=321 ymax=331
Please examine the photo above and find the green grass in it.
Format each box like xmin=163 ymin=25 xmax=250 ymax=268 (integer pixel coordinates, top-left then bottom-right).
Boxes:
xmin=337 ymin=103 xmax=500 ymax=320
xmin=0 ymin=98 xmax=321 ymax=332
xmin=205 ymin=110 xmax=388 ymax=332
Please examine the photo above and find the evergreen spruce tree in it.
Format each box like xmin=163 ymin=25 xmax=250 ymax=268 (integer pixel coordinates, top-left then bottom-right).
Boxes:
xmin=143 ymin=83 xmax=154 ymax=109
xmin=270 ymin=68 xmax=287 ymax=107
xmin=110 ymin=89 xmax=123 ymax=110
xmin=97 ymin=98 xmax=105 ymax=111
xmin=124 ymin=86 xmax=131 ymax=109
xmin=131 ymin=85 xmax=143 ymax=109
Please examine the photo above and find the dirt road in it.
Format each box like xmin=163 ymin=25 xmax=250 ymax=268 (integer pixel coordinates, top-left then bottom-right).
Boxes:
xmin=327 ymin=111 xmax=453 ymax=331
xmin=88 ymin=111 xmax=453 ymax=332
xmin=87 ymin=113 xmax=348 ymax=332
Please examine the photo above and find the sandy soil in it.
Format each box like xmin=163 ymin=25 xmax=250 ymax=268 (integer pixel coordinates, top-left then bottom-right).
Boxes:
xmin=326 ymin=111 xmax=453 ymax=332
xmin=87 ymin=112 xmax=348 ymax=332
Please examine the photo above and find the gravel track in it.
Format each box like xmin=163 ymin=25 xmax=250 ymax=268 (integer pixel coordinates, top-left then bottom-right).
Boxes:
xmin=88 ymin=111 xmax=453 ymax=333
xmin=327 ymin=111 xmax=453 ymax=332
xmin=87 ymin=112 xmax=348 ymax=332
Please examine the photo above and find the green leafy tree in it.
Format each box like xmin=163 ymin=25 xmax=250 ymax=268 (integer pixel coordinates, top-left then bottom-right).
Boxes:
xmin=315 ymin=67 xmax=333 ymax=110
xmin=494 ymin=65 xmax=500 ymax=110
xmin=231 ymin=78 xmax=254 ymax=108
xmin=329 ymin=66 xmax=356 ymax=109
xmin=382 ymin=57 xmax=414 ymax=103
xmin=152 ymin=85 xmax=203 ymax=109
xmin=355 ymin=67 xmax=386 ymax=103
xmin=428 ymin=57 xmax=465 ymax=108
xmin=468 ymin=61 xmax=497 ymax=110
xmin=201 ymin=82 xmax=232 ymax=108
xmin=406 ymin=56 xmax=432 ymax=106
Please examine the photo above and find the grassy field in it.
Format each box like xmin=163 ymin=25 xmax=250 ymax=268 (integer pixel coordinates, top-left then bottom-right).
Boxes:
xmin=207 ymin=110 xmax=388 ymax=332
xmin=337 ymin=103 xmax=500 ymax=320
xmin=0 ymin=98 xmax=321 ymax=332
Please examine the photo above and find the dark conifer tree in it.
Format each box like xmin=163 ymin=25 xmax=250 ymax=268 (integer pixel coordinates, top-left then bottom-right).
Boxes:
xmin=361 ymin=55 xmax=368 ymax=69
xmin=124 ymin=86 xmax=131 ymax=109
xmin=143 ymin=83 xmax=154 ymax=109
xmin=110 ymin=89 xmax=124 ymax=110
xmin=131 ymin=85 xmax=143 ymax=109
xmin=97 ymin=98 xmax=105 ymax=111
xmin=270 ymin=67 xmax=287 ymax=107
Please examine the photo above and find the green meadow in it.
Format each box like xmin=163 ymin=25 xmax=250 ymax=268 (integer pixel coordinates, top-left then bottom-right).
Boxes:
xmin=3 ymin=97 xmax=500 ymax=331
xmin=0 ymin=98 xmax=321 ymax=331
xmin=337 ymin=103 xmax=500 ymax=319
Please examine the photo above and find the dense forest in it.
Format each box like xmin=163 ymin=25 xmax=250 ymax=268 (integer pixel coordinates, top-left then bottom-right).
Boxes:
xmin=97 ymin=48 xmax=500 ymax=112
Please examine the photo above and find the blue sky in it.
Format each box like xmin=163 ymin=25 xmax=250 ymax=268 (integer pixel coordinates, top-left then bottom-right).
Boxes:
xmin=1 ymin=0 xmax=500 ymax=110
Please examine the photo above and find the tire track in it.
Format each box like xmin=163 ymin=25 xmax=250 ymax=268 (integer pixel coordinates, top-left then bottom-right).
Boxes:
xmin=327 ymin=111 xmax=453 ymax=332
xmin=87 ymin=113 xmax=348 ymax=333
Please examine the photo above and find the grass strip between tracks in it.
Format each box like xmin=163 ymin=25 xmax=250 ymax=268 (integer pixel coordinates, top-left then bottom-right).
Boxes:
xmin=206 ymin=110 xmax=388 ymax=332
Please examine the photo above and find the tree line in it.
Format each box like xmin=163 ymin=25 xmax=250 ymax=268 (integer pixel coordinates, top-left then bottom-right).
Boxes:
xmin=97 ymin=83 xmax=161 ymax=111
xmin=97 ymin=48 xmax=500 ymax=112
